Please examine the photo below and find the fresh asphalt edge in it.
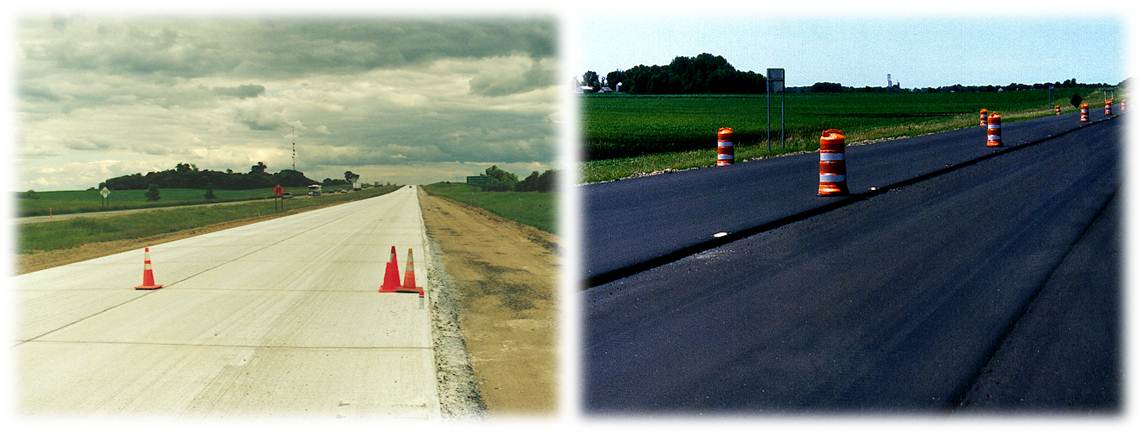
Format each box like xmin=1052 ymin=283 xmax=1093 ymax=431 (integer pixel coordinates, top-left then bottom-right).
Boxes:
xmin=951 ymin=188 xmax=1120 ymax=412
xmin=584 ymin=115 xmax=1120 ymax=289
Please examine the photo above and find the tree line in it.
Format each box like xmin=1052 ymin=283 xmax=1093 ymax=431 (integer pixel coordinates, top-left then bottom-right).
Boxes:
xmin=102 ymin=162 xmax=318 ymax=190
xmin=479 ymin=165 xmax=557 ymax=192
xmin=792 ymin=78 xmax=1116 ymax=94
xmin=583 ymin=53 xmax=766 ymax=95
xmin=580 ymin=53 xmax=1122 ymax=95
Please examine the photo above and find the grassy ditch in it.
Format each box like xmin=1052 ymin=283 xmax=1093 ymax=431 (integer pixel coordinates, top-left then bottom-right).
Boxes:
xmin=582 ymin=89 xmax=1101 ymax=183
xmin=422 ymin=183 xmax=556 ymax=233
xmin=18 ymin=185 xmax=401 ymax=255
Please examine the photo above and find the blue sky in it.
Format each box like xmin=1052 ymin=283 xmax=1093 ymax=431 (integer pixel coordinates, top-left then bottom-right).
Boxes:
xmin=579 ymin=16 xmax=1125 ymax=88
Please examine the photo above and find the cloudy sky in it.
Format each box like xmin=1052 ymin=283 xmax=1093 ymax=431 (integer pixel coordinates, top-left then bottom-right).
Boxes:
xmin=16 ymin=17 xmax=558 ymax=191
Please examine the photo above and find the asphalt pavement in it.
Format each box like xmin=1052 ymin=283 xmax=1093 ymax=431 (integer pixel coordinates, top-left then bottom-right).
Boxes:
xmin=584 ymin=117 xmax=1121 ymax=412
xmin=16 ymin=185 xmax=440 ymax=418
xmin=583 ymin=109 xmax=1114 ymax=284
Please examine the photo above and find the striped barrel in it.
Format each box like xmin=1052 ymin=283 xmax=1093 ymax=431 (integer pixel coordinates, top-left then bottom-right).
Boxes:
xmin=1054 ymin=105 xmax=1060 ymax=116
xmin=1080 ymin=103 xmax=1089 ymax=124
xmin=1105 ymin=99 xmax=1112 ymax=116
xmin=1122 ymin=100 xmax=1127 ymax=112
xmin=818 ymin=129 xmax=848 ymax=196
xmin=979 ymin=108 xmax=988 ymax=127
xmin=986 ymin=113 xmax=1002 ymax=148
xmin=716 ymin=127 xmax=734 ymax=167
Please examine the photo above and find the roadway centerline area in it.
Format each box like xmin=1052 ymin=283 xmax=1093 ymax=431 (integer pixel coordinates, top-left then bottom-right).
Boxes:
xmin=584 ymin=119 xmax=1120 ymax=412
xmin=16 ymin=186 xmax=441 ymax=418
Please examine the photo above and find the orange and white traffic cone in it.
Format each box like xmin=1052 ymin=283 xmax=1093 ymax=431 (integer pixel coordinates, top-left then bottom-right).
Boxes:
xmin=716 ymin=127 xmax=734 ymax=167
xmin=986 ymin=113 xmax=1003 ymax=148
xmin=134 ymin=247 xmax=163 ymax=290
xmin=818 ymin=129 xmax=848 ymax=196
xmin=1080 ymin=103 xmax=1090 ymax=124
xmin=979 ymin=108 xmax=988 ymax=127
xmin=379 ymin=246 xmax=402 ymax=293
xmin=400 ymin=248 xmax=425 ymax=296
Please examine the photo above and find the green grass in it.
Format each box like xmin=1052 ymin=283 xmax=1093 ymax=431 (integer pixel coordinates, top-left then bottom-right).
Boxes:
xmin=15 ymin=186 xmax=324 ymax=217
xmin=18 ymin=185 xmax=402 ymax=254
xmin=582 ymin=88 xmax=1102 ymax=182
xmin=423 ymin=183 xmax=556 ymax=233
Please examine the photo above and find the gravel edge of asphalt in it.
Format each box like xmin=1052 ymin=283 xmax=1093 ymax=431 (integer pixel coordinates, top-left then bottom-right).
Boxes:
xmin=425 ymin=235 xmax=488 ymax=418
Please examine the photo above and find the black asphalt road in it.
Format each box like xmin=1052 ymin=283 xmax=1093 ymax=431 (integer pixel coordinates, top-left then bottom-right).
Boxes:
xmin=584 ymin=118 xmax=1120 ymax=412
xmin=583 ymin=109 xmax=1113 ymax=284
xmin=959 ymin=196 xmax=1120 ymax=412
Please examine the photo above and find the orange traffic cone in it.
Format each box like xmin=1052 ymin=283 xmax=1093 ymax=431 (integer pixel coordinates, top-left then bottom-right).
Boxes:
xmin=399 ymin=248 xmax=424 ymax=295
xmin=134 ymin=247 xmax=163 ymax=290
xmin=379 ymin=246 xmax=402 ymax=293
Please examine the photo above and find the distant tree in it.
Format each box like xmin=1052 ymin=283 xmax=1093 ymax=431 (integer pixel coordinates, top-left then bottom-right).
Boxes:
xmin=145 ymin=184 xmax=161 ymax=201
xmin=516 ymin=171 xmax=543 ymax=192
xmin=250 ymin=162 xmax=267 ymax=175
xmin=204 ymin=184 xmax=216 ymax=200
xmin=482 ymin=165 xmax=519 ymax=192
xmin=344 ymin=170 xmax=360 ymax=184
xmin=809 ymin=82 xmax=844 ymax=93
xmin=582 ymin=71 xmax=601 ymax=91
xmin=19 ymin=189 xmax=39 ymax=199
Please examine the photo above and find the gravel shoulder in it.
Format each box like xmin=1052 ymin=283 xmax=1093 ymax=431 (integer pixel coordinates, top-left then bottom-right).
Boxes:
xmin=419 ymin=189 xmax=558 ymax=415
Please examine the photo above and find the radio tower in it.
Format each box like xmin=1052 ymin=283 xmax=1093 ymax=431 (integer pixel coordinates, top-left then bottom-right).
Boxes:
xmin=291 ymin=126 xmax=296 ymax=171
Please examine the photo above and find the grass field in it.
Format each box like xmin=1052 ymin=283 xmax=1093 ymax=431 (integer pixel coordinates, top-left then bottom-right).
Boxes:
xmin=422 ymin=183 xmax=556 ymax=233
xmin=582 ymin=88 xmax=1102 ymax=182
xmin=14 ymin=186 xmax=327 ymax=217
xmin=18 ymin=185 xmax=401 ymax=254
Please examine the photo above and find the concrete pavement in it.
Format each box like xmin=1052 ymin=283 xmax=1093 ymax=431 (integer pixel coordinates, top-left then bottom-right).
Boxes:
xmin=16 ymin=185 xmax=440 ymax=418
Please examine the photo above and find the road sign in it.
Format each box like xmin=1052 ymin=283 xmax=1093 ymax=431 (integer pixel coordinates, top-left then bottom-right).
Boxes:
xmin=767 ymin=68 xmax=785 ymax=92
xmin=766 ymin=68 xmax=787 ymax=151
xmin=273 ymin=184 xmax=284 ymax=197
xmin=98 ymin=186 xmax=111 ymax=209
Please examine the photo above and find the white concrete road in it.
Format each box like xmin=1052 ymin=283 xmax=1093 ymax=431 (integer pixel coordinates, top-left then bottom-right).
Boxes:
xmin=14 ymin=185 xmax=440 ymax=418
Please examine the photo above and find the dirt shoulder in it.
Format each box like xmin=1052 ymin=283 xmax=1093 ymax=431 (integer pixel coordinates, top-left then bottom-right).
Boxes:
xmin=418 ymin=190 xmax=558 ymax=415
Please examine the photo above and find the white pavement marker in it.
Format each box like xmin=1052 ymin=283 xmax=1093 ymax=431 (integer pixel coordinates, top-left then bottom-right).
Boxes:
xmin=15 ymin=186 xmax=440 ymax=418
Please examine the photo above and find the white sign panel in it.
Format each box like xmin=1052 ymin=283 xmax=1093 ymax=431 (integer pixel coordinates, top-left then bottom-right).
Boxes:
xmin=100 ymin=187 xmax=110 ymax=198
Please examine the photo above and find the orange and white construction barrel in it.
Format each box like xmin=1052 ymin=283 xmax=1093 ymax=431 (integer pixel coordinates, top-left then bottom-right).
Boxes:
xmin=986 ymin=113 xmax=1002 ymax=148
xmin=716 ymin=127 xmax=734 ymax=167
xmin=979 ymin=108 xmax=988 ymax=127
xmin=818 ymin=128 xmax=848 ymax=196
xmin=1105 ymin=99 xmax=1113 ymax=116
xmin=1080 ymin=102 xmax=1090 ymax=124
xmin=1054 ymin=105 xmax=1061 ymax=116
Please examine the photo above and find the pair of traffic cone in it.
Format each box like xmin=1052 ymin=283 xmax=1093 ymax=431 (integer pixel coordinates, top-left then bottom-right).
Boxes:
xmin=379 ymin=246 xmax=424 ymax=297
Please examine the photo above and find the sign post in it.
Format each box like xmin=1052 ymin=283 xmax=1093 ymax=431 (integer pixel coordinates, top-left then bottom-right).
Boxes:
xmin=99 ymin=186 xmax=110 ymax=210
xmin=273 ymin=184 xmax=284 ymax=212
xmin=766 ymin=68 xmax=786 ymax=152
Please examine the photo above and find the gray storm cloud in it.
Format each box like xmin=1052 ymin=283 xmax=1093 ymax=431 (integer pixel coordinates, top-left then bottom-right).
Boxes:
xmin=17 ymin=17 xmax=558 ymax=190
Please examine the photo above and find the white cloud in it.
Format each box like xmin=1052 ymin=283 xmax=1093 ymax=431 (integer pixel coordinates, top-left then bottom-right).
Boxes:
xmin=16 ymin=18 xmax=558 ymax=191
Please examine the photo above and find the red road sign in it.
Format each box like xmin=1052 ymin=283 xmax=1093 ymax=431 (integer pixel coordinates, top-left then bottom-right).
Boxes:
xmin=273 ymin=184 xmax=284 ymax=197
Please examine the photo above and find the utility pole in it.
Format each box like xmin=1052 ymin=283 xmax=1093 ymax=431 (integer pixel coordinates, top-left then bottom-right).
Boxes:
xmin=291 ymin=126 xmax=296 ymax=171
